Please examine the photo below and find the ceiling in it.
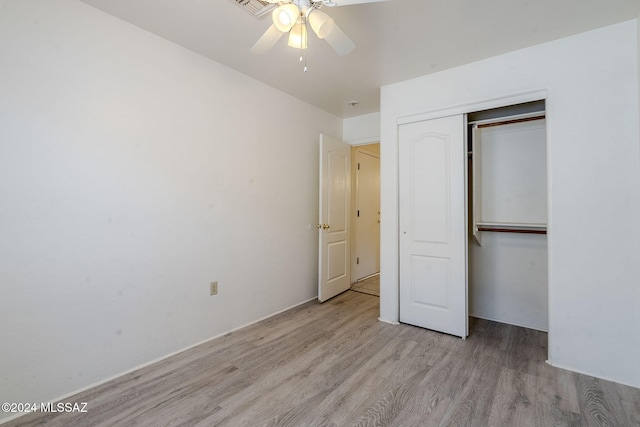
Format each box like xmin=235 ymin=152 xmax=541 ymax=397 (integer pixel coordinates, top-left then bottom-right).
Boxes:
xmin=79 ymin=0 xmax=640 ymax=118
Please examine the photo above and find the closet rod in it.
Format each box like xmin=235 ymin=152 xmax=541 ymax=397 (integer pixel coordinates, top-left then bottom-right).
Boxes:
xmin=476 ymin=114 xmax=545 ymax=129
xmin=477 ymin=226 xmax=547 ymax=235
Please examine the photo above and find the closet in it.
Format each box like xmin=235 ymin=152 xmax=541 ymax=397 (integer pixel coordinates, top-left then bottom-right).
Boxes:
xmin=398 ymin=100 xmax=547 ymax=337
xmin=468 ymin=101 xmax=548 ymax=331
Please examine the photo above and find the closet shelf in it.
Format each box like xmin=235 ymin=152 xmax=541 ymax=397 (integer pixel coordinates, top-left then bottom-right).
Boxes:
xmin=476 ymin=222 xmax=547 ymax=235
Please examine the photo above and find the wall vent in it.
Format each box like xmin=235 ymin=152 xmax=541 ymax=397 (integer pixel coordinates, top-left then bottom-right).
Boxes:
xmin=230 ymin=0 xmax=276 ymax=19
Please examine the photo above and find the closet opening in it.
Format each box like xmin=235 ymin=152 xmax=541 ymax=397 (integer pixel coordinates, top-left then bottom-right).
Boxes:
xmin=467 ymin=100 xmax=548 ymax=332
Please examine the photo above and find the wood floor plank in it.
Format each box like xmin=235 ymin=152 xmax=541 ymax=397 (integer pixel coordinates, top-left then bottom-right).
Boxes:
xmin=503 ymin=324 xmax=540 ymax=376
xmin=487 ymin=368 xmax=537 ymax=427
xmin=326 ymin=339 xmax=433 ymax=426
xmin=268 ymin=339 xmax=413 ymax=426
xmin=576 ymin=374 xmax=636 ymax=427
xmin=5 ymin=290 xmax=639 ymax=427
xmin=289 ymin=336 xmax=416 ymax=425
xmin=536 ymin=362 xmax=581 ymax=414
xmin=535 ymin=402 xmax=584 ymax=427
xmin=436 ymin=352 xmax=503 ymax=426
xmin=616 ymin=381 xmax=640 ymax=426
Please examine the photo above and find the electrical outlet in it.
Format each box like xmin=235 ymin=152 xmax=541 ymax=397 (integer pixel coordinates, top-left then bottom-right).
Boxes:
xmin=210 ymin=281 xmax=218 ymax=296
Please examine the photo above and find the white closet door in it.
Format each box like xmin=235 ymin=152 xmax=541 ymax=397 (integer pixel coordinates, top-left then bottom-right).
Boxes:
xmin=399 ymin=115 xmax=467 ymax=338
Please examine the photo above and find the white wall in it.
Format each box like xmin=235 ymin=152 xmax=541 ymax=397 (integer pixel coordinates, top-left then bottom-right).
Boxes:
xmin=469 ymin=234 xmax=548 ymax=331
xmin=343 ymin=112 xmax=381 ymax=145
xmin=381 ymin=20 xmax=640 ymax=387
xmin=0 ymin=0 xmax=341 ymax=420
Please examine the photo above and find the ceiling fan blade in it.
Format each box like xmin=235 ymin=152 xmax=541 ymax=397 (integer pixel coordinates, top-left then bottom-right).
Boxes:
xmin=323 ymin=22 xmax=355 ymax=55
xmin=250 ymin=24 xmax=285 ymax=55
xmin=323 ymin=0 xmax=390 ymax=6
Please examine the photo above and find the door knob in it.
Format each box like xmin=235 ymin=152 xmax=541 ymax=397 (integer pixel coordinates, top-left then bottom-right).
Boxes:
xmin=316 ymin=224 xmax=323 ymax=229
xmin=322 ymin=224 xmax=330 ymax=229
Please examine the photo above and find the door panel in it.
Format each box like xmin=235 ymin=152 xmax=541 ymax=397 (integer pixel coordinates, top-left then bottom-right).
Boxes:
xmin=411 ymin=137 xmax=450 ymax=244
xmin=327 ymin=241 xmax=347 ymax=281
xmin=319 ymin=134 xmax=351 ymax=302
xmin=399 ymin=115 xmax=467 ymax=338
xmin=411 ymin=255 xmax=451 ymax=309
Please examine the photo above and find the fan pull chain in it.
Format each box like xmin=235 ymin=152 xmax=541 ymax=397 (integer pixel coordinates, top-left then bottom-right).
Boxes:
xmin=300 ymin=18 xmax=308 ymax=73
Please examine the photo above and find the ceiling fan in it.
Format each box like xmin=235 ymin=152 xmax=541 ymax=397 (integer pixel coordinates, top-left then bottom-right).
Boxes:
xmin=250 ymin=0 xmax=389 ymax=58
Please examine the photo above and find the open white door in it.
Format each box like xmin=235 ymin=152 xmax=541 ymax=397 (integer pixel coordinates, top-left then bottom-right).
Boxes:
xmin=318 ymin=134 xmax=351 ymax=302
xmin=399 ymin=115 xmax=468 ymax=338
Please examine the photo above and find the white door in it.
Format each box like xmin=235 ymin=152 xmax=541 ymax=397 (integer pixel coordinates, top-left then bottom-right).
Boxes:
xmin=318 ymin=134 xmax=351 ymax=302
xmin=354 ymin=150 xmax=380 ymax=280
xmin=399 ymin=115 xmax=468 ymax=338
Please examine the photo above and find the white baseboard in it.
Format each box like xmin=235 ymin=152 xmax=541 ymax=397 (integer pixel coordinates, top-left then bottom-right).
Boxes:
xmin=469 ymin=313 xmax=548 ymax=332
xmin=545 ymin=359 xmax=640 ymax=390
xmin=378 ymin=317 xmax=399 ymax=325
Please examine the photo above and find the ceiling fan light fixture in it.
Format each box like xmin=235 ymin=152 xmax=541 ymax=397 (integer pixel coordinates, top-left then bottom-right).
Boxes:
xmin=249 ymin=0 xmax=359 ymax=63
xmin=272 ymin=4 xmax=299 ymax=32
xmin=308 ymin=9 xmax=334 ymax=39
xmin=288 ymin=18 xmax=308 ymax=49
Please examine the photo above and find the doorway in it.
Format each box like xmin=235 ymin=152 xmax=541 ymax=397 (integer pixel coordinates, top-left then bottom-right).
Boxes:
xmin=351 ymin=143 xmax=380 ymax=296
xmin=317 ymin=136 xmax=381 ymax=302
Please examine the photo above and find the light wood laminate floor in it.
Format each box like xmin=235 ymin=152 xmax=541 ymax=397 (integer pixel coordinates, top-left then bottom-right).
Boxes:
xmin=351 ymin=274 xmax=380 ymax=297
xmin=5 ymin=291 xmax=640 ymax=426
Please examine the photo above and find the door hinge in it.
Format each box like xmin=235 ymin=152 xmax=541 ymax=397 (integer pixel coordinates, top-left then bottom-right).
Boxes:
xmin=357 ymin=210 xmax=360 ymax=217
xmin=357 ymin=257 xmax=359 ymax=264
xmin=357 ymin=163 xmax=360 ymax=170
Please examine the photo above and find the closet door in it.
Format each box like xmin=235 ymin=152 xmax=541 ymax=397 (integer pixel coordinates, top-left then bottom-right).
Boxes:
xmin=399 ymin=115 xmax=467 ymax=338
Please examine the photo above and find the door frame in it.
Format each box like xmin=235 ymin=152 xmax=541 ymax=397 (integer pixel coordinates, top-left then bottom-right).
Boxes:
xmin=383 ymin=90 xmax=550 ymax=332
